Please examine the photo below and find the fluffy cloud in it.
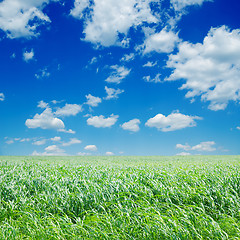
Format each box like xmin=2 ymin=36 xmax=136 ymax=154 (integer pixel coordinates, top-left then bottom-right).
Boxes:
xmin=71 ymin=0 xmax=157 ymax=47
xmin=23 ymin=49 xmax=34 ymax=62
xmin=55 ymin=104 xmax=82 ymax=116
xmin=0 ymin=93 xmax=5 ymax=101
xmin=33 ymin=144 xmax=66 ymax=156
xmin=176 ymin=141 xmax=216 ymax=152
xmin=237 ymin=127 xmax=240 ymax=130
xmin=51 ymin=136 xmax=61 ymax=141
xmin=0 ymin=0 xmax=54 ymax=38
xmin=25 ymin=108 xmax=65 ymax=130
xmin=105 ymin=65 xmax=131 ymax=84
xmin=121 ymin=119 xmax=140 ymax=132
xmin=176 ymin=143 xmax=191 ymax=151
xmin=85 ymin=94 xmax=102 ymax=107
xmin=120 ymin=53 xmax=135 ymax=62
xmin=62 ymin=138 xmax=82 ymax=146
xmin=142 ymin=29 xmax=180 ymax=54
xmin=37 ymin=100 xmax=48 ymax=109
xmin=104 ymin=86 xmax=124 ymax=100
xmin=166 ymin=26 xmax=240 ymax=111
xmin=192 ymin=141 xmax=216 ymax=152
xmin=84 ymin=145 xmax=97 ymax=151
xmin=170 ymin=0 xmax=211 ymax=11
xmin=145 ymin=111 xmax=201 ymax=132
xmin=87 ymin=114 xmax=118 ymax=128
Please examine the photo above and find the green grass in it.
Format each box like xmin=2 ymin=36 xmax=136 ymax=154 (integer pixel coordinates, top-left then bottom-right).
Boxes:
xmin=0 ymin=156 xmax=239 ymax=239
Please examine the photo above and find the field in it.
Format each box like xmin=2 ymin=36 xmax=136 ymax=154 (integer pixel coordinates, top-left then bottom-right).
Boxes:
xmin=0 ymin=156 xmax=239 ymax=239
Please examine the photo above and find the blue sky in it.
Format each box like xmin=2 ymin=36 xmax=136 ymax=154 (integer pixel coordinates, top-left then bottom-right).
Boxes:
xmin=0 ymin=0 xmax=240 ymax=156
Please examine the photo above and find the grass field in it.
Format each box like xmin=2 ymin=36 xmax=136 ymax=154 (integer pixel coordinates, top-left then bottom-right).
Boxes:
xmin=0 ymin=156 xmax=239 ymax=239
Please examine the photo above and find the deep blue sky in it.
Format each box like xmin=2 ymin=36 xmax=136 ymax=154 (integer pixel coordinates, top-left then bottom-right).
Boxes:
xmin=0 ymin=0 xmax=239 ymax=156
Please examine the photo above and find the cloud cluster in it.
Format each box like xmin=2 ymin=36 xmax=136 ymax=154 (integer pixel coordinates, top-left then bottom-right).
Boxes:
xmin=176 ymin=141 xmax=216 ymax=152
xmin=0 ymin=0 xmax=54 ymax=38
xmin=85 ymin=94 xmax=102 ymax=107
xmin=71 ymin=0 xmax=157 ymax=47
xmin=104 ymin=86 xmax=124 ymax=100
xmin=146 ymin=111 xmax=201 ymax=132
xmin=166 ymin=26 xmax=240 ymax=111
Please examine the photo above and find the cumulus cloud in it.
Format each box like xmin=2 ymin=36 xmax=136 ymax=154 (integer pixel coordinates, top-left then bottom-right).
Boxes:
xmin=87 ymin=114 xmax=118 ymax=128
xmin=0 ymin=93 xmax=5 ymax=101
xmin=51 ymin=136 xmax=61 ymax=141
xmin=0 ymin=0 xmax=54 ymax=39
xmin=58 ymin=129 xmax=76 ymax=134
xmin=192 ymin=141 xmax=216 ymax=152
xmin=37 ymin=100 xmax=48 ymax=109
xmin=104 ymin=86 xmax=124 ymax=100
xmin=84 ymin=145 xmax=97 ymax=151
xmin=121 ymin=119 xmax=140 ymax=132
xmin=105 ymin=65 xmax=131 ymax=84
xmin=23 ymin=49 xmax=34 ymax=62
xmin=142 ymin=29 xmax=180 ymax=54
xmin=55 ymin=104 xmax=82 ymax=117
xmin=166 ymin=26 xmax=240 ymax=111
xmin=85 ymin=94 xmax=102 ymax=107
xmin=62 ymin=138 xmax=82 ymax=146
xmin=176 ymin=141 xmax=216 ymax=152
xmin=145 ymin=111 xmax=201 ymax=132
xmin=25 ymin=108 xmax=65 ymax=130
xmin=70 ymin=0 xmax=157 ymax=47
xmin=33 ymin=144 xmax=66 ymax=156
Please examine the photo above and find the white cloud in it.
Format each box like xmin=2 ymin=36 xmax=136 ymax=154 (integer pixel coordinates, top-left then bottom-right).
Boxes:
xmin=35 ymin=67 xmax=50 ymax=79
xmin=71 ymin=0 xmax=157 ymax=47
xmin=33 ymin=144 xmax=66 ymax=156
xmin=143 ymin=61 xmax=157 ymax=67
xmin=37 ymin=100 xmax=48 ymax=109
xmin=85 ymin=94 xmax=102 ymax=107
xmin=6 ymin=140 xmax=14 ymax=144
xmin=77 ymin=152 xmax=91 ymax=156
xmin=166 ymin=26 xmax=240 ymax=111
xmin=62 ymin=138 xmax=82 ymax=147
xmin=55 ymin=104 xmax=82 ymax=117
xmin=104 ymin=86 xmax=124 ymax=100
xmin=121 ymin=119 xmax=140 ymax=132
xmin=84 ymin=145 xmax=97 ymax=151
xmin=145 ymin=111 xmax=201 ymax=132
xmin=192 ymin=141 xmax=216 ymax=152
xmin=23 ymin=49 xmax=34 ymax=62
xmin=87 ymin=114 xmax=118 ymax=128
xmin=170 ymin=0 xmax=211 ymax=12
xmin=176 ymin=152 xmax=191 ymax=156
xmin=176 ymin=143 xmax=191 ymax=151
xmin=0 ymin=0 xmax=53 ymax=39
xmin=142 ymin=29 xmax=180 ymax=54
xmin=58 ymin=129 xmax=76 ymax=134
xmin=143 ymin=73 xmax=162 ymax=83
xmin=32 ymin=139 xmax=47 ymax=146
xmin=237 ymin=127 xmax=240 ymax=130
xmin=120 ymin=53 xmax=135 ymax=62
xmin=51 ymin=136 xmax=61 ymax=141
xmin=176 ymin=141 xmax=216 ymax=152
xmin=106 ymin=151 xmax=114 ymax=156
xmin=0 ymin=93 xmax=5 ymax=101
xmin=105 ymin=65 xmax=131 ymax=84
xmin=25 ymin=108 xmax=65 ymax=130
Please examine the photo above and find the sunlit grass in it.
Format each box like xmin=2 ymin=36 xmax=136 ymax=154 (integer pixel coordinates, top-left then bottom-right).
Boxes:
xmin=0 ymin=156 xmax=239 ymax=239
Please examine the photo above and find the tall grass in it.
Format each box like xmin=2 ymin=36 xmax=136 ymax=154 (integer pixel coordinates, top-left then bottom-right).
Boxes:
xmin=0 ymin=156 xmax=239 ymax=239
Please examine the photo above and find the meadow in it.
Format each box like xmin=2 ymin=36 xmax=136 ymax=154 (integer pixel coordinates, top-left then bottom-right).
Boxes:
xmin=0 ymin=155 xmax=239 ymax=239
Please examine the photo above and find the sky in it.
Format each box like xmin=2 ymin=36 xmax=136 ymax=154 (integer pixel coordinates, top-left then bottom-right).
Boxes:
xmin=0 ymin=0 xmax=240 ymax=156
